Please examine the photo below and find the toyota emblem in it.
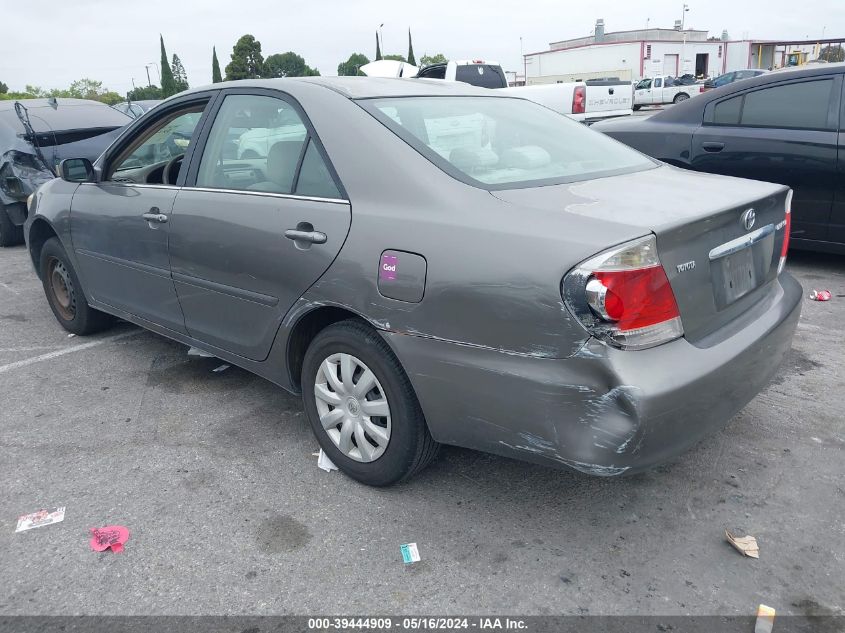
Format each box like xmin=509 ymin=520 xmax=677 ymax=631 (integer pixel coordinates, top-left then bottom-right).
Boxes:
xmin=741 ymin=208 xmax=756 ymax=231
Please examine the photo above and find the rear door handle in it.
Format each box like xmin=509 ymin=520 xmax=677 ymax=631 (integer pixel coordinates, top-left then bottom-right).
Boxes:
xmin=142 ymin=208 xmax=168 ymax=223
xmin=284 ymin=229 xmax=327 ymax=244
xmin=702 ymin=142 xmax=725 ymax=153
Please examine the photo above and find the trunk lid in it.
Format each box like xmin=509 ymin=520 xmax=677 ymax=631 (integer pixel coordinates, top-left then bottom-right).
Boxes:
xmin=492 ymin=165 xmax=790 ymax=343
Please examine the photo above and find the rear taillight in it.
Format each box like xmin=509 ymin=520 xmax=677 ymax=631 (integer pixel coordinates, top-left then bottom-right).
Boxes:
xmin=777 ymin=190 xmax=793 ymax=274
xmin=572 ymin=85 xmax=586 ymax=114
xmin=563 ymin=235 xmax=683 ymax=350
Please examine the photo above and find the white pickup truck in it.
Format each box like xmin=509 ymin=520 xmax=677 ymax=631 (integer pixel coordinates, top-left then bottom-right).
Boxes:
xmin=633 ymin=76 xmax=703 ymax=109
xmin=361 ymin=59 xmax=633 ymax=124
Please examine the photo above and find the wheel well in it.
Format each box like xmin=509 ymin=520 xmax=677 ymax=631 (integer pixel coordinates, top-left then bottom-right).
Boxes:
xmin=286 ymin=306 xmax=368 ymax=391
xmin=28 ymin=219 xmax=58 ymax=278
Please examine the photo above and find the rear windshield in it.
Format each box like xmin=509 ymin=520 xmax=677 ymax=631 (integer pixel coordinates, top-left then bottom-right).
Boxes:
xmin=454 ymin=65 xmax=507 ymax=89
xmin=362 ymin=96 xmax=655 ymax=189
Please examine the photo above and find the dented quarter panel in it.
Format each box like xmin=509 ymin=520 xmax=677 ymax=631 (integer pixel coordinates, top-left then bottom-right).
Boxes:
xmin=380 ymin=272 xmax=800 ymax=475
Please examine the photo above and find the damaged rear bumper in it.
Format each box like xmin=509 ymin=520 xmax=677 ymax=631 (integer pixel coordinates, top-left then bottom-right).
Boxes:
xmin=383 ymin=272 xmax=802 ymax=476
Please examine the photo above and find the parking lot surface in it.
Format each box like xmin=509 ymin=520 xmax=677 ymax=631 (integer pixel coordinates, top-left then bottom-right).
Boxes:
xmin=0 ymin=243 xmax=843 ymax=616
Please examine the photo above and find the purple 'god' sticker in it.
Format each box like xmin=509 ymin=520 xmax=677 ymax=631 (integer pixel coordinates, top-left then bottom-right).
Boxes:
xmin=380 ymin=253 xmax=398 ymax=281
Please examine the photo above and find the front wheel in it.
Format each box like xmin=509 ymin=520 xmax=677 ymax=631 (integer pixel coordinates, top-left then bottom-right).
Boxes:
xmin=39 ymin=237 xmax=113 ymax=335
xmin=673 ymin=93 xmax=690 ymax=104
xmin=301 ymin=320 xmax=439 ymax=486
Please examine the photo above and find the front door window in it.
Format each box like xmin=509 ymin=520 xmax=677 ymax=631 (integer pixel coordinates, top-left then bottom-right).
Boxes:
xmin=108 ymin=107 xmax=205 ymax=185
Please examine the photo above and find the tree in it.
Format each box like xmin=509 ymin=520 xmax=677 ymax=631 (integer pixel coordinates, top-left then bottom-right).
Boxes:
xmin=0 ymin=81 xmax=7 ymax=94
xmin=127 ymin=85 xmax=163 ymax=101
xmin=337 ymin=53 xmax=370 ymax=76
xmin=66 ymin=78 xmax=105 ymax=99
xmin=375 ymin=31 xmax=382 ymax=61
xmin=171 ymin=54 xmax=189 ymax=92
xmin=226 ymin=34 xmax=265 ymax=80
xmin=383 ymin=54 xmax=406 ymax=62
xmin=819 ymin=45 xmax=845 ymax=63
xmin=407 ymin=30 xmax=416 ymax=66
xmin=212 ymin=47 xmax=223 ymax=83
xmin=264 ymin=52 xmax=319 ymax=78
xmin=64 ymin=79 xmax=120 ymax=103
xmin=25 ymin=85 xmax=49 ymax=98
xmin=160 ymin=35 xmax=178 ymax=97
xmin=420 ymin=53 xmax=447 ymax=67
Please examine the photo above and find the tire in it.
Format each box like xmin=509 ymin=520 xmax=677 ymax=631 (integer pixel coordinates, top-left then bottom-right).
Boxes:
xmin=301 ymin=319 xmax=439 ymax=486
xmin=673 ymin=93 xmax=690 ymax=104
xmin=39 ymin=237 xmax=113 ymax=335
xmin=632 ymin=105 xmax=642 ymax=111
xmin=240 ymin=149 xmax=261 ymax=159
xmin=0 ymin=205 xmax=24 ymax=247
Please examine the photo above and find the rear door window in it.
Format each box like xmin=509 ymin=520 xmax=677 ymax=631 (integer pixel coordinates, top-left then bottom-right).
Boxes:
xmin=713 ymin=95 xmax=742 ymax=125
xmin=740 ymin=79 xmax=834 ymax=129
xmin=195 ymin=93 xmax=342 ymax=198
xmin=295 ymin=139 xmax=342 ymax=199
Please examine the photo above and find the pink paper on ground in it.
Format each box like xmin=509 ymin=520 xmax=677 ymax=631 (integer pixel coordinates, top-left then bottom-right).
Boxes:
xmin=89 ymin=525 xmax=130 ymax=553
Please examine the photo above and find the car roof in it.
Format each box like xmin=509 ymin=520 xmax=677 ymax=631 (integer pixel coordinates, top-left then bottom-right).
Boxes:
xmin=180 ymin=76 xmax=501 ymax=100
xmin=0 ymin=98 xmax=132 ymax=135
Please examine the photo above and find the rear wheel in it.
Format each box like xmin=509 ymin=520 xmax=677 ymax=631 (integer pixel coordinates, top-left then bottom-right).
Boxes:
xmin=301 ymin=320 xmax=439 ymax=486
xmin=0 ymin=205 xmax=24 ymax=247
xmin=632 ymin=104 xmax=642 ymax=111
xmin=39 ymin=237 xmax=113 ymax=335
xmin=673 ymin=92 xmax=690 ymax=104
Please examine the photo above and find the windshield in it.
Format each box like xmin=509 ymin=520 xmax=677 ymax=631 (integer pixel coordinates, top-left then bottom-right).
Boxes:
xmin=362 ymin=96 xmax=654 ymax=189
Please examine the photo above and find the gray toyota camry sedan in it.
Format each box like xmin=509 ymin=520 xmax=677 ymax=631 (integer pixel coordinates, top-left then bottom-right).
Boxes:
xmin=24 ymin=77 xmax=801 ymax=486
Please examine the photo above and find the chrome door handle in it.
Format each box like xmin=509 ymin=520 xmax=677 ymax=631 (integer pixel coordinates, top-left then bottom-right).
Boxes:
xmin=284 ymin=229 xmax=327 ymax=244
xmin=142 ymin=212 xmax=168 ymax=223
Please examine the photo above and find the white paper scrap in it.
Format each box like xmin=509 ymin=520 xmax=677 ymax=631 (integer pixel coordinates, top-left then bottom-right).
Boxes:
xmin=16 ymin=507 xmax=65 ymax=533
xmin=317 ymin=449 xmax=338 ymax=472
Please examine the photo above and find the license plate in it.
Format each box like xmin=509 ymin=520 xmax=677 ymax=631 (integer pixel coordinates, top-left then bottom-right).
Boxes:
xmin=720 ymin=246 xmax=757 ymax=305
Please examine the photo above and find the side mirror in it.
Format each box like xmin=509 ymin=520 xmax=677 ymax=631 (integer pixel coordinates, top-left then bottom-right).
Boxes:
xmin=58 ymin=158 xmax=96 ymax=183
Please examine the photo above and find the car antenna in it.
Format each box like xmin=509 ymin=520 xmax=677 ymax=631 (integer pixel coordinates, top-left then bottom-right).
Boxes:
xmin=13 ymin=101 xmax=57 ymax=177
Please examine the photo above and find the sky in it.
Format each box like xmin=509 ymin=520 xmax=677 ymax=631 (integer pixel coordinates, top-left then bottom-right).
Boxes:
xmin=1 ymin=0 xmax=842 ymax=95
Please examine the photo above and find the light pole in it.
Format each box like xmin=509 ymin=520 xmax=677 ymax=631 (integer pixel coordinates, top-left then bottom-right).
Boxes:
xmin=681 ymin=3 xmax=690 ymax=75
xmin=147 ymin=62 xmax=161 ymax=84
xmin=378 ymin=23 xmax=384 ymax=57
xmin=520 ymin=36 xmax=526 ymax=85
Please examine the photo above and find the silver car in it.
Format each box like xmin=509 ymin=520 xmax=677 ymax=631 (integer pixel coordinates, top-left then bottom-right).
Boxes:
xmin=25 ymin=78 xmax=801 ymax=486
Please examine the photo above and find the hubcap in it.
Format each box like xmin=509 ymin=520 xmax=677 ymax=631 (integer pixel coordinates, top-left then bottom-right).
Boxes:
xmin=47 ymin=257 xmax=76 ymax=321
xmin=314 ymin=352 xmax=391 ymax=463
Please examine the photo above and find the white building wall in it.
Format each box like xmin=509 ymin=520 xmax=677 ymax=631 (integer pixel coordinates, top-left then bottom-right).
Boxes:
xmin=724 ymin=41 xmax=751 ymax=72
xmin=645 ymin=41 xmax=726 ymax=77
xmin=524 ymin=43 xmax=641 ymax=84
xmin=525 ymin=40 xmax=730 ymax=84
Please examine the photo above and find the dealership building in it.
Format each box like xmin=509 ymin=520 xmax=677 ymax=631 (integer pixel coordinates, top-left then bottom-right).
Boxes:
xmin=523 ymin=19 xmax=839 ymax=84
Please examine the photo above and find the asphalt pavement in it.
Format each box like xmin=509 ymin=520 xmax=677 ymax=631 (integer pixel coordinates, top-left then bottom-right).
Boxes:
xmin=0 ymin=243 xmax=843 ymax=616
